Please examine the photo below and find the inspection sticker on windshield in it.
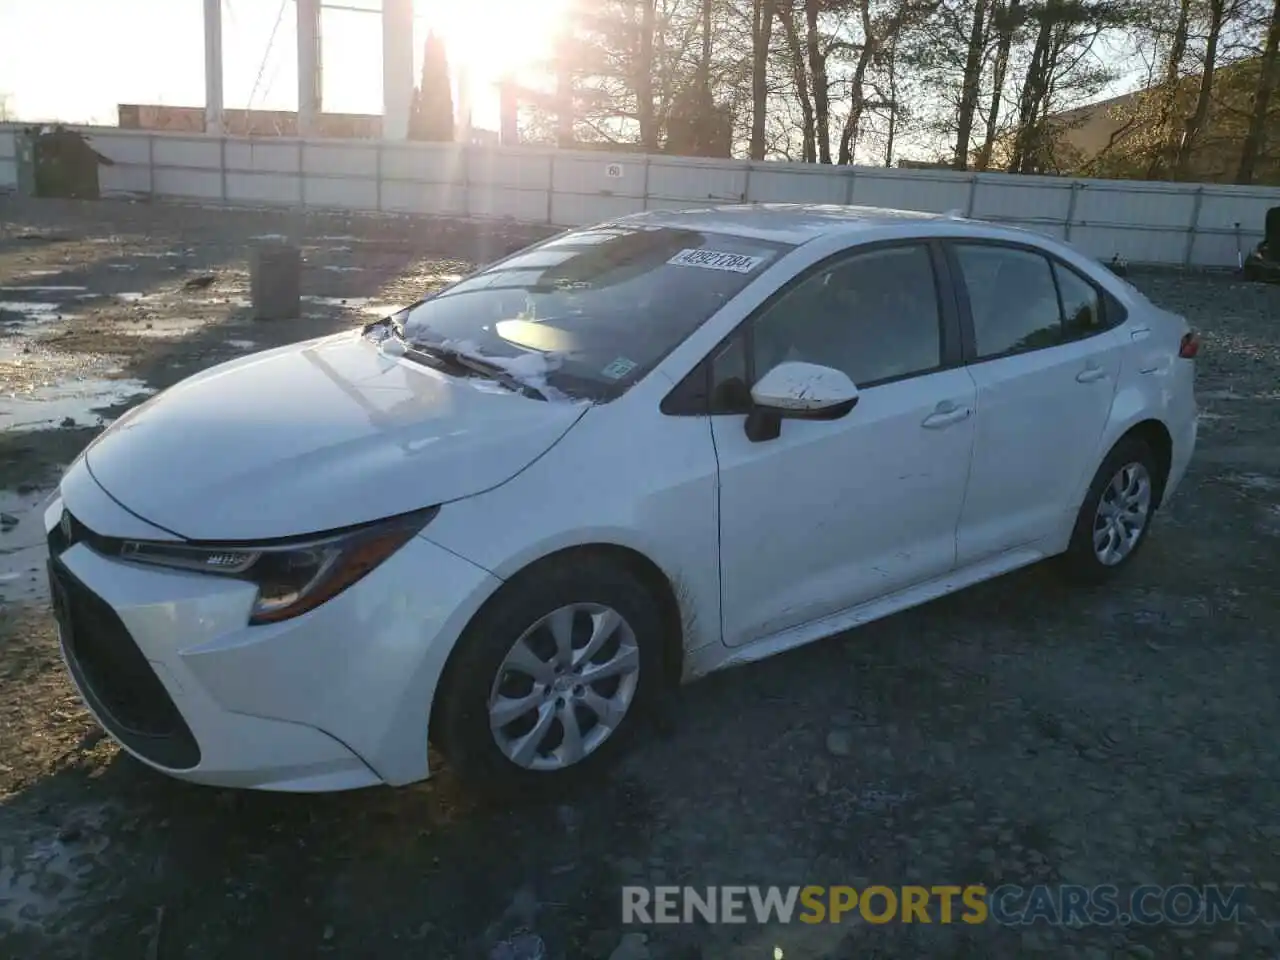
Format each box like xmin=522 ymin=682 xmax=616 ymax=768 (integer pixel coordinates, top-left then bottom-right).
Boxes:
xmin=601 ymin=356 xmax=638 ymax=379
xmin=667 ymin=249 xmax=766 ymax=273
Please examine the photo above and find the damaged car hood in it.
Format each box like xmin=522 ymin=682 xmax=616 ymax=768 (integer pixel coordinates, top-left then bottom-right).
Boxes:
xmin=83 ymin=332 xmax=588 ymax=540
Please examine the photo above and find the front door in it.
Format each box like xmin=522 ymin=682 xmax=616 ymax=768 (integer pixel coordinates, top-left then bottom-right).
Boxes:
xmin=710 ymin=242 xmax=978 ymax=648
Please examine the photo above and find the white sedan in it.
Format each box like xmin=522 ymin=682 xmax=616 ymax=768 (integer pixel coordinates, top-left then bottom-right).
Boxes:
xmin=44 ymin=204 xmax=1198 ymax=792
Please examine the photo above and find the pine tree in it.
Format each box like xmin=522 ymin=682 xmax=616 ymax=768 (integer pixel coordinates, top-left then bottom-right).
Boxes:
xmin=409 ymin=32 xmax=455 ymax=141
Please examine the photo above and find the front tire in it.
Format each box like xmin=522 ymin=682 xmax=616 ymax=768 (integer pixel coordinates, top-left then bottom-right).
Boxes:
xmin=1060 ymin=437 xmax=1160 ymax=584
xmin=435 ymin=556 xmax=664 ymax=793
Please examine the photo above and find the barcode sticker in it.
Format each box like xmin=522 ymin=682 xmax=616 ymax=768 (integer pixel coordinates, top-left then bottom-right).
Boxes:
xmin=667 ymin=249 xmax=766 ymax=274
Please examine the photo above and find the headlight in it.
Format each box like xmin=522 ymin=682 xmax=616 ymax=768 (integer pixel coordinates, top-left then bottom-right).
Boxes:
xmin=118 ymin=507 xmax=437 ymax=625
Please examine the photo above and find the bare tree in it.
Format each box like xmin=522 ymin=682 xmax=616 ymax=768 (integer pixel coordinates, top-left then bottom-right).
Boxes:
xmin=751 ymin=0 xmax=779 ymax=158
xmin=1173 ymin=0 xmax=1233 ymax=177
xmin=976 ymin=0 xmax=1022 ymax=169
xmin=1236 ymin=0 xmax=1280 ymax=181
xmin=954 ymin=0 xmax=992 ymax=167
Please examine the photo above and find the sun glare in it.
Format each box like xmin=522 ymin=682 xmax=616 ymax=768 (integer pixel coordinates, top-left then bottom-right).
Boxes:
xmin=423 ymin=0 xmax=569 ymax=81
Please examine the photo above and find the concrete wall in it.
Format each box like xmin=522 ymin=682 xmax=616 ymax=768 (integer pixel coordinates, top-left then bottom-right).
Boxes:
xmin=1 ymin=125 xmax=1277 ymax=267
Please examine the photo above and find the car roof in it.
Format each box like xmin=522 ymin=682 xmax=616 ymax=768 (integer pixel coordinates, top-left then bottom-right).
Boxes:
xmin=615 ymin=203 xmax=955 ymax=245
xmin=614 ymin=202 xmax=1048 ymax=249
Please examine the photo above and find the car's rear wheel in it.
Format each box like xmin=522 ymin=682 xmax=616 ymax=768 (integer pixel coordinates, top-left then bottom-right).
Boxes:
xmin=1061 ymin=436 xmax=1160 ymax=584
xmin=434 ymin=556 xmax=663 ymax=792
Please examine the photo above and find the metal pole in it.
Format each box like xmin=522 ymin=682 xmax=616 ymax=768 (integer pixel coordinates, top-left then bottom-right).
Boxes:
xmin=1183 ymin=185 xmax=1204 ymax=267
xmin=203 ymin=0 xmax=225 ymax=136
xmin=297 ymin=0 xmax=322 ymax=137
xmin=1064 ymin=182 xmax=1081 ymax=242
xmin=381 ymin=0 xmax=414 ymax=141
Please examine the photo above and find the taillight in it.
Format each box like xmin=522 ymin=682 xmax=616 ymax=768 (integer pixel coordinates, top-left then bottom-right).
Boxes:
xmin=1179 ymin=331 xmax=1200 ymax=359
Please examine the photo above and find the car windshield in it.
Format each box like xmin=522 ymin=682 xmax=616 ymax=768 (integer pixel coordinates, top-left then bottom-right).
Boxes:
xmin=397 ymin=223 xmax=793 ymax=400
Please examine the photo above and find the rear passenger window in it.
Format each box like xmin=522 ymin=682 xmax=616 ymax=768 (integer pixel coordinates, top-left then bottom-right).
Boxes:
xmin=1055 ymin=263 xmax=1106 ymax=340
xmin=953 ymin=245 xmax=1062 ymax=359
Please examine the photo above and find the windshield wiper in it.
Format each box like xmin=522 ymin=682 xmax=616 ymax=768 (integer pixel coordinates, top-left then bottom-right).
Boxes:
xmin=405 ymin=341 xmax=548 ymax=402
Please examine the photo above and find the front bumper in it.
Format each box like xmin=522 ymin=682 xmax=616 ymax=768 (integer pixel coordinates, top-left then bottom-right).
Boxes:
xmin=44 ymin=486 xmax=500 ymax=792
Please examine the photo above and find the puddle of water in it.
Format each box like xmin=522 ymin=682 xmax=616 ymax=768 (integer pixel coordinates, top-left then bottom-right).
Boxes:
xmin=189 ymin=295 xmax=251 ymax=309
xmin=1200 ymin=388 xmax=1269 ymax=402
xmin=251 ymin=233 xmax=289 ymax=242
xmin=0 ymin=486 xmax=55 ymax=605
xmin=0 ymin=803 xmax=116 ymax=933
xmin=1 ymin=377 xmax=155 ymax=433
xmin=1226 ymin=472 xmax=1280 ymax=493
xmin=323 ymin=265 xmax=363 ymax=273
xmin=0 ymin=301 xmax=60 ymax=316
xmin=0 ymin=285 xmax=88 ymax=294
xmin=114 ymin=291 xmax=163 ymax=304
xmin=107 ymin=263 xmax=138 ymax=271
xmin=227 ymin=339 xmax=258 ymax=350
xmin=129 ymin=327 xmax=203 ymax=340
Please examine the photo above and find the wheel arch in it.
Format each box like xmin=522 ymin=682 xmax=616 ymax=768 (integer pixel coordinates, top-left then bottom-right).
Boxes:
xmin=427 ymin=541 xmax=687 ymax=748
xmin=1113 ymin=417 xmax=1174 ymax=507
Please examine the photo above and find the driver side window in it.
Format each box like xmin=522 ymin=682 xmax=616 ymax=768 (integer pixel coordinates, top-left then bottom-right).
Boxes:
xmin=743 ymin=244 xmax=944 ymax=393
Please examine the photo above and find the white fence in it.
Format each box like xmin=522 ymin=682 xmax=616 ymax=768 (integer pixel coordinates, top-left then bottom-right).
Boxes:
xmin=1 ymin=124 xmax=1277 ymax=268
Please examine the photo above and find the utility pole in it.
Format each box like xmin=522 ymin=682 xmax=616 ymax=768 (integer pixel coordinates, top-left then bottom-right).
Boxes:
xmin=203 ymin=0 xmax=224 ymax=135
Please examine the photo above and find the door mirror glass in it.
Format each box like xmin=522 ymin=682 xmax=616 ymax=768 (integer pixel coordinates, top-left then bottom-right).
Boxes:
xmin=750 ymin=361 xmax=860 ymax=416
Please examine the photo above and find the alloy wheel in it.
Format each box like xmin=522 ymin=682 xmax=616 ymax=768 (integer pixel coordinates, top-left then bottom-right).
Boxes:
xmin=487 ymin=602 xmax=641 ymax=771
xmin=1092 ymin=461 xmax=1153 ymax=566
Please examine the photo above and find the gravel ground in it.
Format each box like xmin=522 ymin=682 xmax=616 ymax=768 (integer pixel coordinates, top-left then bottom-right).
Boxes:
xmin=1 ymin=197 xmax=1279 ymax=960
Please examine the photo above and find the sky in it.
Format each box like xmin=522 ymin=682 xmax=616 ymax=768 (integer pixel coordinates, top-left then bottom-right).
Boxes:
xmin=0 ymin=0 xmax=568 ymax=129
xmin=0 ymin=0 xmax=1137 ymax=152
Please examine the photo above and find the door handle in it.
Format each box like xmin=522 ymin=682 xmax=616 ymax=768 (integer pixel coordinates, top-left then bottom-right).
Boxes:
xmin=1076 ymin=365 xmax=1108 ymax=383
xmin=922 ymin=406 xmax=972 ymax=429
xmin=1130 ymin=327 xmax=1151 ymax=341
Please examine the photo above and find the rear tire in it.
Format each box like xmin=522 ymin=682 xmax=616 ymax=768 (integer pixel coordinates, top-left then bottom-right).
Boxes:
xmin=1060 ymin=437 xmax=1161 ymax=585
xmin=434 ymin=556 xmax=664 ymax=795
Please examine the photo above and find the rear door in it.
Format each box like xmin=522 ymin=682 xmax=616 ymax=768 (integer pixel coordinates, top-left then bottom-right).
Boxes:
xmin=947 ymin=241 xmax=1126 ymax=566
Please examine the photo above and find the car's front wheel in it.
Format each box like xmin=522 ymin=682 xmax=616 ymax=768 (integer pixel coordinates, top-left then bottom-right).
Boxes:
xmin=434 ymin=555 xmax=664 ymax=792
xmin=1061 ymin=436 xmax=1161 ymax=584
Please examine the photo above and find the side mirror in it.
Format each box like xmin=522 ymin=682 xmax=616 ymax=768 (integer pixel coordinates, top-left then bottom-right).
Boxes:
xmin=745 ymin=361 xmax=860 ymax=442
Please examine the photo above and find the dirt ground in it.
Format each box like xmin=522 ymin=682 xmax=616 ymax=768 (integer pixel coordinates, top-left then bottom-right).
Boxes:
xmin=1 ymin=196 xmax=1279 ymax=960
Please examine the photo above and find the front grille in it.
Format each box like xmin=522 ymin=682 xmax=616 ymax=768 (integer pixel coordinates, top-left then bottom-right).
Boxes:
xmin=48 ymin=520 xmax=201 ymax=770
